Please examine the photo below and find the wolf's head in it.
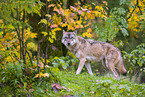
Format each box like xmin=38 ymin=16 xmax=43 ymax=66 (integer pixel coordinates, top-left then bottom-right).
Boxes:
xmin=62 ymin=30 xmax=77 ymax=46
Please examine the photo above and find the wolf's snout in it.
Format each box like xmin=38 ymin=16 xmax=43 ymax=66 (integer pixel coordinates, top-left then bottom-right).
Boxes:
xmin=67 ymin=42 xmax=70 ymax=46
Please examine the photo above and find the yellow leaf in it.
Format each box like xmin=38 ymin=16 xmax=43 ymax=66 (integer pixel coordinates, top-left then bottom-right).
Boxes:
xmin=27 ymin=42 xmax=35 ymax=48
xmin=53 ymin=28 xmax=61 ymax=31
xmin=0 ymin=19 xmax=3 ymax=23
xmin=68 ymin=24 xmax=75 ymax=30
xmin=54 ymin=56 xmax=59 ymax=59
xmin=51 ymin=35 xmax=56 ymax=40
xmin=41 ymin=31 xmax=48 ymax=36
xmin=84 ymin=16 xmax=88 ymax=20
xmin=87 ymin=28 xmax=92 ymax=32
xmin=82 ymin=32 xmax=92 ymax=38
xmin=85 ymin=23 xmax=91 ymax=27
xmin=5 ymin=56 xmax=12 ymax=62
xmin=74 ymin=25 xmax=80 ymax=28
xmin=49 ymin=37 xmax=54 ymax=43
xmin=39 ymin=72 xmax=43 ymax=78
xmin=27 ymin=42 xmax=37 ymax=51
xmin=61 ymin=22 xmax=68 ymax=27
xmin=120 ymin=89 xmax=124 ymax=94
xmin=4 ymin=33 xmax=13 ymax=40
xmin=34 ymin=74 xmax=39 ymax=78
xmin=0 ymin=31 xmax=3 ymax=36
xmin=30 ymin=33 xmax=37 ymax=38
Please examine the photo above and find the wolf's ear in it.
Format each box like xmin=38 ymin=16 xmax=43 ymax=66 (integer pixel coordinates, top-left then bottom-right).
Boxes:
xmin=63 ymin=30 xmax=66 ymax=34
xmin=73 ymin=30 xmax=77 ymax=35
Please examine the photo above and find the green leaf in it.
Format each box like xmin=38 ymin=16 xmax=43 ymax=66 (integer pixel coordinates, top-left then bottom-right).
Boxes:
xmin=119 ymin=17 xmax=128 ymax=28
xmin=120 ymin=0 xmax=131 ymax=5
xmin=52 ymin=63 xmax=59 ymax=68
xmin=117 ymin=8 xmax=126 ymax=15
xmin=121 ymin=28 xmax=128 ymax=36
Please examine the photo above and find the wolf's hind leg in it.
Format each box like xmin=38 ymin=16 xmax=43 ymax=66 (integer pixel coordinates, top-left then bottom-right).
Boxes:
xmin=76 ymin=58 xmax=86 ymax=75
xmin=107 ymin=61 xmax=119 ymax=79
xmin=85 ymin=62 xmax=93 ymax=75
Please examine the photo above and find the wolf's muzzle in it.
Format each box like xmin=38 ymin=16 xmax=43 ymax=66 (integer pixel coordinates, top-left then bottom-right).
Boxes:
xmin=67 ymin=42 xmax=70 ymax=46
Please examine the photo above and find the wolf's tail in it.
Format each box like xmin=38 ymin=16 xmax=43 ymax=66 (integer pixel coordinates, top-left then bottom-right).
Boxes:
xmin=117 ymin=58 xmax=127 ymax=76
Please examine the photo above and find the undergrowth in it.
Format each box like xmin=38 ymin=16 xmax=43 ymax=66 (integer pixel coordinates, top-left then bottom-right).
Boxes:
xmin=0 ymin=61 xmax=144 ymax=96
xmin=51 ymin=71 xmax=145 ymax=97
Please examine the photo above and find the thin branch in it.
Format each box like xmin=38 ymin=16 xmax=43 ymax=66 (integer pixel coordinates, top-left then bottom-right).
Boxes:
xmin=137 ymin=5 xmax=143 ymax=15
xmin=45 ymin=44 xmax=49 ymax=65
xmin=38 ymin=36 xmax=46 ymax=44
xmin=13 ymin=53 xmax=22 ymax=63
xmin=24 ymin=44 xmax=33 ymax=65
xmin=16 ymin=9 xmax=22 ymax=60
xmin=22 ymin=9 xmax=26 ymax=64
xmin=37 ymin=36 xmax=45 ymax=73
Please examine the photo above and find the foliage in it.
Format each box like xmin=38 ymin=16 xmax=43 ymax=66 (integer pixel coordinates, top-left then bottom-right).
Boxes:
xmin=39 ymin=0 xmax=108 ymax=45
xmin=0 ymin=0 xmax=43 ymax=65
xmin=94 ymin=6 xmax=128 ymax=41
xmin=0 ymin=60 xmax=60 ymax=96
xmin=123 ymin=43 xmax=145 ymax=81
xmin=127 ymin=0 xmax=144 ymax=36
xmin=52 ymin=56 xmax=79 ymax=70
xmin=0 ymin=0 xmax=145 ymax=96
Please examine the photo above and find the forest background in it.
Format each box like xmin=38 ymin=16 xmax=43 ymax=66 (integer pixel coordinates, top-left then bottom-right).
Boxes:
xmin=0 ymin=0 xmax=145 ymax=96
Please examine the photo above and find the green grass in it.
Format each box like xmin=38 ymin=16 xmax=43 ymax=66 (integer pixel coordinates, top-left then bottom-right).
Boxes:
xmin=0 ymin=69 xmax=145 ymax=97
xmin=52 ymin=71 xmax=145 ymax=97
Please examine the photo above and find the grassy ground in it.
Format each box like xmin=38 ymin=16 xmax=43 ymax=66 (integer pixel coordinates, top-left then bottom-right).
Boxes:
xmin=50 ymin=71 xmax=145 ymax=97
xmin=0 ymin=69 xmax=145 ymax=97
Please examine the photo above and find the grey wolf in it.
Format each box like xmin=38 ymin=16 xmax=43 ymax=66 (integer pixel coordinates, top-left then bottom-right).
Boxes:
xmin=61 ymin=30 xmax=127 ymax=79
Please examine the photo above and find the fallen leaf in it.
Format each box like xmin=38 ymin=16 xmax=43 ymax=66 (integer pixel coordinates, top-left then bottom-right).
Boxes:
xmin=52 ymin=86 xmax=58 ymax=93
xmin=51 ymin=83 xmax=69 ymax=93
xmin=55 ymin=84 xmax=61 ymax=89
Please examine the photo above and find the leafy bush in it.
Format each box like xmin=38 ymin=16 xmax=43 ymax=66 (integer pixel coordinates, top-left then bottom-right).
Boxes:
xmin=0 ymin=56 xmax=145 ymax=96
xmin=51 ymin=56 xmax=79 ymax=70
xmin=0 ymin=61 xmax=59 ymax=96
xmin=123 ymin=43 xmax=145 ymax=82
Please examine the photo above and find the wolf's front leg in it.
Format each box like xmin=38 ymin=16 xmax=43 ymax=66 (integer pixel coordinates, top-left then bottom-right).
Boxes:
xmin=76 ymin=58 xmax=86 ymax=74
xmin=85 ymin=62 xmax=93 ymax=75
